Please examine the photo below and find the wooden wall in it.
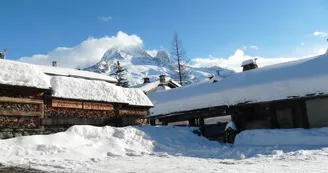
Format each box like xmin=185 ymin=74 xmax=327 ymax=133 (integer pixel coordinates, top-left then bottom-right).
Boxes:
xmin=0 ymin=86 xmax=151 ymax=129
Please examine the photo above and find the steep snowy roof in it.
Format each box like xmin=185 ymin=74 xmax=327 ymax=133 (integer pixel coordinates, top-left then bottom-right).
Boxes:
xmin=51 ymin=76 xmax=153 ymax=106
xmin=149 ymin=51 xmax=328 ymax=116
xmin=37 ymin=65 xmax=117 ymax=83
xmin=0 ymin=59 xmax=50 ymax=89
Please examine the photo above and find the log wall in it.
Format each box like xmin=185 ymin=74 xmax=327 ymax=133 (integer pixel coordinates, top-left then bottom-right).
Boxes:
xmin=119 ymin=107 xmax=148 ymax=126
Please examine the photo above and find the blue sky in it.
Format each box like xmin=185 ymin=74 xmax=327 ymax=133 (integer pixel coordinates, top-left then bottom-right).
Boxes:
xmin=1 ymin=0 xmax=328 ymax=70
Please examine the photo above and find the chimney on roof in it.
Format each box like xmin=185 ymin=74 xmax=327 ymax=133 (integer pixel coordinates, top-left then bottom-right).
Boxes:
xmin=52 ymin=61 xmax=57 ymax=67
xmin=143 ymin=77 xmax=150 ymax=84
xmin=159 ymin=74 xmax=166 ymax=84
xmin=241 ymin=58 xmax=258 ymax=71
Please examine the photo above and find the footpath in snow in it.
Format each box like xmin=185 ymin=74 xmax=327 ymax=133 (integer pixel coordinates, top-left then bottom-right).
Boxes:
xmin=1 ymin=126 xmax=328 ymax=172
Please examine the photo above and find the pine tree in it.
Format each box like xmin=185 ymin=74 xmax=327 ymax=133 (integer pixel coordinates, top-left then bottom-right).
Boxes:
xmin=110 ymin=61 xmax=129 ymax=87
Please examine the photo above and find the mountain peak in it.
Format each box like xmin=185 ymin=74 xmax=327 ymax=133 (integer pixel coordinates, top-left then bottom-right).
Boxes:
xmin=85 ymin=46 xmax=235 ymax=86
xmin=102 ymin=45 xmax=149 ymax=61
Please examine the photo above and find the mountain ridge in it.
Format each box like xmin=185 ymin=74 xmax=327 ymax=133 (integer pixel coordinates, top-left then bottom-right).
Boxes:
xmin=84 ymin=45 xmax=235 ymax=86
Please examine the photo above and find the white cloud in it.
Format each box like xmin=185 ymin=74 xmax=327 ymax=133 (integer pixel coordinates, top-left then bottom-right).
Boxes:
xmin=301 ymin=43 xmax=305 ymax=46
xmin=192 ymin=48 xmax=323 ymax=72
xmin=313 ymin=31 xmax=328 ymax=37
xmin=98 ymin=16 xmax=112 ymax=22
xmin=249 ymin=45 xmax=259 ymax=50
xmin=19 ymin=31 xmax=142 ymax=68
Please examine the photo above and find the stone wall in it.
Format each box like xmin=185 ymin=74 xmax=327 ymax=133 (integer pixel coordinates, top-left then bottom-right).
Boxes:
xmin=0 ymin=126 xmax=66 ymax=139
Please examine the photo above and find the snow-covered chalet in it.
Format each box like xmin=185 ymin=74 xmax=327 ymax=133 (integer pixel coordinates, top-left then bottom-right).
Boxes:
xmin=0 ymin=59 xmax=153 ymax=133
xmin=149 ymin=50 xmax=328 ymax=139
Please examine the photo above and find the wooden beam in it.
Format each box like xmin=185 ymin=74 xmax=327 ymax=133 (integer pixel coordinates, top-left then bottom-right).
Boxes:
xmin=0 ymin=97 xmax=43 ymax=104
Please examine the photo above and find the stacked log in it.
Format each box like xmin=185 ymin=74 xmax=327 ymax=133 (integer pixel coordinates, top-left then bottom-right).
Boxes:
xmin=119 ymin=108 xmax=148 ymax=126
xmin=0 ymin=116 xmax=39 ymax=128
xmin=0 ymin=102 xmax=39 ymax=112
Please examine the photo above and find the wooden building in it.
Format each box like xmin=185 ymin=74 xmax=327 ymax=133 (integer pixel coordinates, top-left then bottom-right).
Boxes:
xmin=148 ymin=50 xmax=328 ymax=140
xmin=0 ymin=59 xmax=153 ymax=131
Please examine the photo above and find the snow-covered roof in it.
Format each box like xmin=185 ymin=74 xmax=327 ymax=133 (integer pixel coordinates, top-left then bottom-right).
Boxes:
xmin=156 ymin=85 xmax=171 ymax=92
xmin=149 ymin=52 xmax=328 ymax=116
xmin=37 ymin=65 xmax=117 ymax=83
xmin=51 ymin=76 xmax=153 ymax=107
xmin=0 ymin=59 xmax=50 ymax=89
xmin=241 ymin=59 xmax=257 ymax=67
xmin=132 ymin=77 xmax=180 ymax=93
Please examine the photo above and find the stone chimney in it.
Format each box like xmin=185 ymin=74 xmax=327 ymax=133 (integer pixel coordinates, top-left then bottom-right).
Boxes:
xmin=143 ymin=77 xmax=150 ymax=84
xmin=241 ymin=58 xmax=258 ymax=71
xmin=52 ymin=61 xmax=57 ymax=67
xmin=159 ymin=74 xmax=166 ymax=84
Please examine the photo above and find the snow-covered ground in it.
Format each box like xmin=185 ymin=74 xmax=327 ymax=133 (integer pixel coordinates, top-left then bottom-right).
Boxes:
xmin=1 ymin=125 xmax=328 ymax=172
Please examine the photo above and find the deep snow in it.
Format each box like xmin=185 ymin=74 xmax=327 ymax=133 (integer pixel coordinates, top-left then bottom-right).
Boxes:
xmin=50 ymin=76 xmax=153 ymax=106
xmin=0 ymin=59 xmax=50 ymax=89
xmin=37 ymin=65 xmax=117 ymax=83
xmin=1 ymin=126 xmax=328 ymax=172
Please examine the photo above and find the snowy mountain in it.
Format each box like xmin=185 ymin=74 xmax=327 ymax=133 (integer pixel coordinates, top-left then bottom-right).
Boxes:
xmin=84 ymin=45 xmax=235 ymax=86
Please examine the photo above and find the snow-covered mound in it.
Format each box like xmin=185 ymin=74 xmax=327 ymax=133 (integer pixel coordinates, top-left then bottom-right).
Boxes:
xmin=0 ymin=125 xmax=219 ymax=162
xmin=2 ymin=126 xmax=328 ymax=172
xmin=0 ymin=59 xmax=50 ymax=89
xmin=235 ymin=128 xmax=328 ymax=146
xmin=84 ymin=45 xmax=235 ymax=86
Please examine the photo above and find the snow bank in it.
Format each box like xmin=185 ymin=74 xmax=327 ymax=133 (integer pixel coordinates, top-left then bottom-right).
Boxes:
xmin=0 ymin=59 xmax=50 ymax=89
xmin=235 ymin=128 xmax=328 ymax=146
xmin=0 ymin=125 xmax=218 ymax=162
xmin=51 ymin=76 xmax=153 ymax=106
xmin=149 ymin=52 xmax=328 ymax=116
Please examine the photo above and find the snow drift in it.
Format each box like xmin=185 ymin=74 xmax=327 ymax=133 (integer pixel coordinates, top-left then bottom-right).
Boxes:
xmin=235 ymin=128 xmax=328 ymax=146
xmin=0 ymin=125 xmax=219 ymax=162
